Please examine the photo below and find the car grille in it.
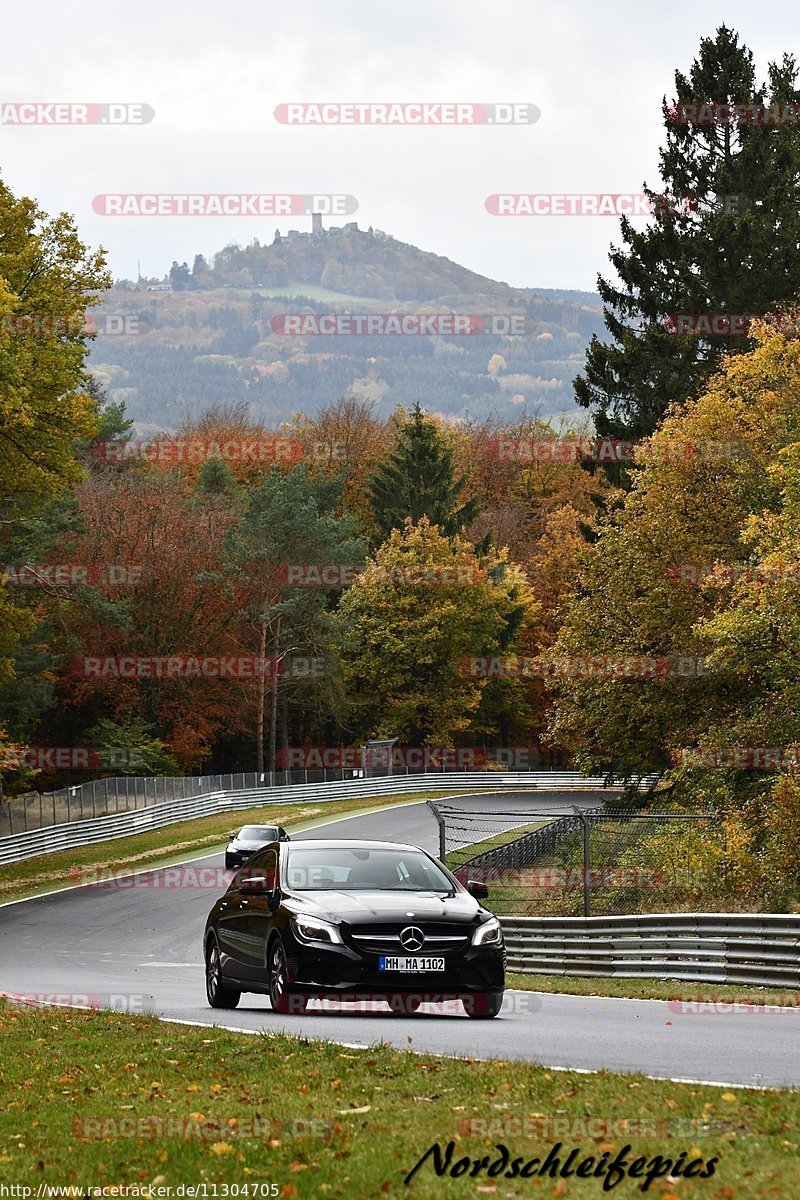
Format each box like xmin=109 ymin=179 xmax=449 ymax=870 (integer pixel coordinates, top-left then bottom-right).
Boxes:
xmin=347 ymin=921 xmax=470 ymax=955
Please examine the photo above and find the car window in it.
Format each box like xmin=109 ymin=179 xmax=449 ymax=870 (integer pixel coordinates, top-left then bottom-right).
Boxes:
xmin=284 ymin=847 xmax=453 ymax=892
xmin=238 ymin=825 xmax=273 ymax=840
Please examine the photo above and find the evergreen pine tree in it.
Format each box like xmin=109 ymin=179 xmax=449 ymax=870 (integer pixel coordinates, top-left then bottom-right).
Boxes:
xmin=367 ymin=403 xmax=479 ymax=541
xmin=576 ymin=26 xmax=800 ymax=443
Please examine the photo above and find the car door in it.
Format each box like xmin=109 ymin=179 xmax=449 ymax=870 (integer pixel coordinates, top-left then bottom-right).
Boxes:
xmin=216 ymin=850 xmax=277 ymax=982
xmin=237 ymin=848 xmax=279 ymax=982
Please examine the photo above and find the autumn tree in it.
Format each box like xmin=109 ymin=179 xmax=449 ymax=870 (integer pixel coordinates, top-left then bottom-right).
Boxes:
xmin=0 ymin=178 xmax=109 ymax=684
xmin=334 ymin=517 xmax=538 ymax=745
xmin=549 ymin=325 xmax=800 ymax=780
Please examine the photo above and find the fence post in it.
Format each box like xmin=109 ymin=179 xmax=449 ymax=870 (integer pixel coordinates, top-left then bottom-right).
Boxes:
xmin=39 ymin=792 xmax=43 ymax=829
xmin=580 ymin=812 xmax=591 ymax=918
xmin=23 ymin=798 xmax=28 ymax=831
xmin=427 ymin=801 xmax=447 ymax=864
xmin=67 ymin=788 xmax=71 ymax=823
xmin=91 ymin=780 xmax=96 ymax=818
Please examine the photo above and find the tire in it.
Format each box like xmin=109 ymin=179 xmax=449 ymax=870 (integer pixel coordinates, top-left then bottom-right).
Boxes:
xmin=464 ymin=992 xmax=504 ymax=1019
xmin=268 ymin=936 xmax=297 ymax=1014
xmin=388 ymin=994 xmax=422 ymax=1015
xmin=206 ymin=939 xmax=241 ymax=1009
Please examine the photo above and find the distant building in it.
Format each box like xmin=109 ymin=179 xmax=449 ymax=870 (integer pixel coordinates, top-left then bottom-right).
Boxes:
xmin=147 ymin=283 xmax=173 ymax=292
xmin=272 ymin=214 xmax=356 ymax=245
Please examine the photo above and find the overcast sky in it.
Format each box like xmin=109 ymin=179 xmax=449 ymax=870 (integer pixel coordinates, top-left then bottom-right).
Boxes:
xmin=0 ymin=1 xmax=793 ymax=292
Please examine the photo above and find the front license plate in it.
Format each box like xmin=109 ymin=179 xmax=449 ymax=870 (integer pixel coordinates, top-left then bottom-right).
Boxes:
xmin=378 ymin=956 xmax=445 ymax=972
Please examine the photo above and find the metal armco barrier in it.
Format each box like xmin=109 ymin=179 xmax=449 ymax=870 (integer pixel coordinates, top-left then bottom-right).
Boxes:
xmin=0 ymin=772 xmax=622 ymax=866
xmin=499 ymin=913 xmax=800 ymax=988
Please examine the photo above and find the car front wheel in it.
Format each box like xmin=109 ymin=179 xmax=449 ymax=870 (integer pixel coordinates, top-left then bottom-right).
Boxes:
xmin=206 ymin=940 xmax=241 ymax=1009
xmin=268 ymin=936 xmax=293 ymax=1013
xmin=464 ymin=992 xmax=504 ymax=1019
xmin=388 ymin=994 xmax=422 ymax=1014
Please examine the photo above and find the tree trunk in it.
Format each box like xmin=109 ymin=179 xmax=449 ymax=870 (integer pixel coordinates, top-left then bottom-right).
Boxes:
xmin=269 ymin=615 xmax=282 ymax=775
xmin=256 ymin=617 xmax=267 ymax=776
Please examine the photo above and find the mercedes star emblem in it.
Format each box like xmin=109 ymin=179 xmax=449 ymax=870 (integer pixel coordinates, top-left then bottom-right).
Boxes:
xmin=399 ymin=926 xmax=425 ymax=951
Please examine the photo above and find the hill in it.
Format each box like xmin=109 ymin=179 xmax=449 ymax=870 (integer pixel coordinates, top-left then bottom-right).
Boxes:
xmin=89 ymin=221 xmax=606 ymax=429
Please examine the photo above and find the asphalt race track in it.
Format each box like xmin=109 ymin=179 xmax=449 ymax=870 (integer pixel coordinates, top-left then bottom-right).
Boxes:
xmin=1 ymin=791 xmax=798 ymax=1088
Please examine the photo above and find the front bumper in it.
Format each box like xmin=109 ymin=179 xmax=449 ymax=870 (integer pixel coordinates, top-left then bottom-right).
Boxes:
xmin=283 ymin=930 xmax=505 ymax=998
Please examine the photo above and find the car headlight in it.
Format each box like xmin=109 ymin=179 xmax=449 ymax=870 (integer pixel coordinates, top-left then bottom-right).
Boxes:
xmin=472 ymin=917 xmax=502 ymax=947
xmin=291 ymin=916 xmax=342 ymax=945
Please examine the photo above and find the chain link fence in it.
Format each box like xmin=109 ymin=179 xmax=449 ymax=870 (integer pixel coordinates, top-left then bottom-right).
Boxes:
xmin=1 ymin=768 xmax=367 ymax=834
xmin=0 ymin=753 xmax=580 ymax=835
xmin=433 ymin=802 xmax=727 ymax=917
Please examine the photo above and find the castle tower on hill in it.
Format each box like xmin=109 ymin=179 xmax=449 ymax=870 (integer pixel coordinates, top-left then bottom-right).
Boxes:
xmin=312 ymin=212 xmax=323 ymax=235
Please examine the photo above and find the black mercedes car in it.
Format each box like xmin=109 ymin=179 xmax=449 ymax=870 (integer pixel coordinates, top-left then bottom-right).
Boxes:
xmin=204 ymin=838 xmax=505 ymax=1017
xmin=224 ymin=823 xmax=290 ymax=870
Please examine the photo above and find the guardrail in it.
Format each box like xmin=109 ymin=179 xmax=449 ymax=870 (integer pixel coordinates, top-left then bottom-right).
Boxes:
xmin=499 ymin=913 xmax=800 ymax=988
xmin=1 ymin=767 xmax=644 ymax=834
xmin=0 ymin=772 xmax=627 ymax=866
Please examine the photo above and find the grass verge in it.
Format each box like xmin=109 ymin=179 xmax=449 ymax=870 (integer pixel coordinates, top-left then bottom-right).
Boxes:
xmin=0 ymin=1002 xmax=797 ymax=1198
xmin=0 ymin=790 xmax=464 ymax=907
xmin=508 ymin=972 xmax=800 ymax=1007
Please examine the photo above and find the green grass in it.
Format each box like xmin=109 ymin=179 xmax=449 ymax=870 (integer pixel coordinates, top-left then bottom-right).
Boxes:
xmin=508 ymin=972 xmax=800 ymax=1007
xmin=1 ymin=1002 xmax=797 ymax=1198
xmin=446 ymin=820 xmax=546 ymax=872
xmin=0 ymin=790 xmax=466 ymax=907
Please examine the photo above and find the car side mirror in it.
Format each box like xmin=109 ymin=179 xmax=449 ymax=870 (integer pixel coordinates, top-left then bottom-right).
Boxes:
xmin=467 ymin=880 xmax=489 ymax=899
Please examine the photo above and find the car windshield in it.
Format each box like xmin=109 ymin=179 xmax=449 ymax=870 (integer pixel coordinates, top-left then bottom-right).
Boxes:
xmin=285 ymin=847 xmax=455 ymax=893
xmin=238 ymin=826 xmax=274 ymax=840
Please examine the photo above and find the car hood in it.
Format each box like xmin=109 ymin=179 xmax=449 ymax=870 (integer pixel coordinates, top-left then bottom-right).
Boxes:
xmin=231 ymin=840 xmax=265 ymax=850
xmin=287 ymin=889 xmax=482 ymax=924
